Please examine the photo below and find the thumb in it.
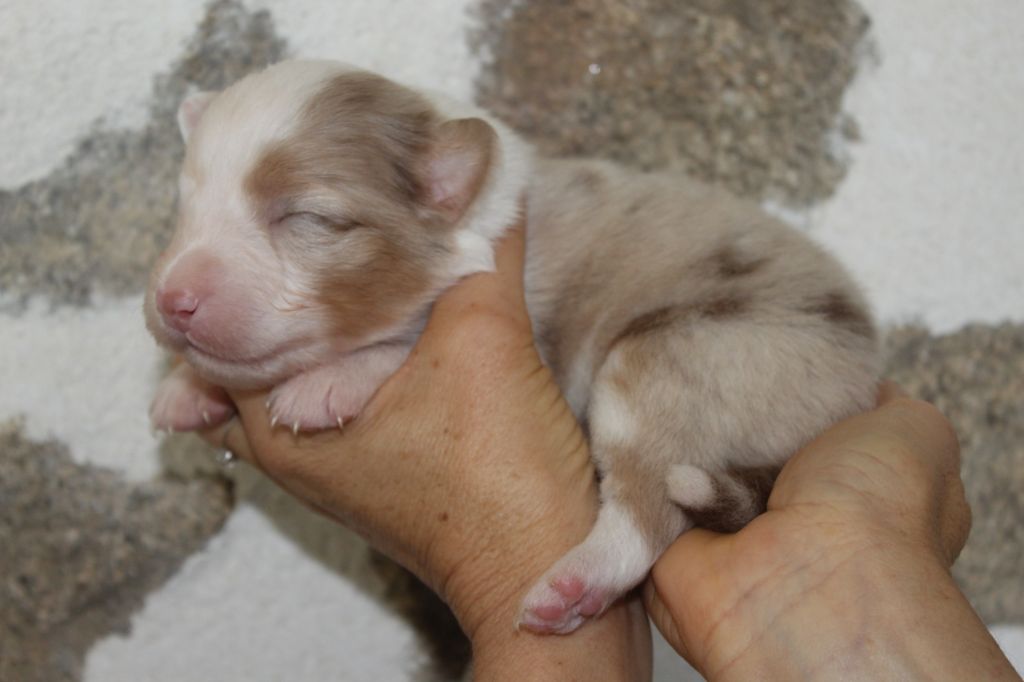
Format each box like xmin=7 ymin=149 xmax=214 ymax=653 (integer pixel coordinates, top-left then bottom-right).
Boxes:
xmin=644 ymin=528 xmax=728 ymax=667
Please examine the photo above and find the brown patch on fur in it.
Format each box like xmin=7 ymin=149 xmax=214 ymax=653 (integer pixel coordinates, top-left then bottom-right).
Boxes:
xmin=615 ymin=306 xmax=678 ymax=341
xmin=245 ymin=71 xmax=437 ymax=225
xmin=531 ymin=251 xmax=609 ymax=394
xmin=593 ymin=340 xmax=689 ymax=544
xmin=714 ymin=245 xmax=768 ymax=279
xmin=611 ymin=294 xmax=751 ymax=348
xmin=243 ymin=71 xmax=452 ymax=341
xmin=730 ymin=464 xmax=780 ymax=511
xmin=535 ymin=324 xmax=565 ymax=380
xmin=312 ymin=232 xmax=441 ymax=340
xmin=700 ymin=294 xmax=750 ymax=318
xmin=805 ymin=290 xmax=875 ymax=340
xmin=683 ymin=464 xmax=780 ymax=533
xmin=605 ymin=453 xmax=685 ymax=547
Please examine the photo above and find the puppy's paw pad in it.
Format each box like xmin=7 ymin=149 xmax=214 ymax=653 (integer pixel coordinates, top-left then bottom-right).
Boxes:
xmin=517 ymin=574 xmax=612 ymax=635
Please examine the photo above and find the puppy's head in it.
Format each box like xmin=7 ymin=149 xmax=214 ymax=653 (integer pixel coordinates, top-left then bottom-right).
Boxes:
xmin=145 ymin=60 xmax=520 ymax=388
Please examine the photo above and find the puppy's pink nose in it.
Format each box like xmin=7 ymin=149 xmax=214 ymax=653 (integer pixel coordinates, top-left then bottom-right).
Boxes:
xmin=157 ymin=288 xmax=200 ymax=333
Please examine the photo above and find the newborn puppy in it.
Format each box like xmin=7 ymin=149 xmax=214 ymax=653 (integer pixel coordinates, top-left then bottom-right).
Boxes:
xmin=145 ymin=60 xmax=880 ymax=634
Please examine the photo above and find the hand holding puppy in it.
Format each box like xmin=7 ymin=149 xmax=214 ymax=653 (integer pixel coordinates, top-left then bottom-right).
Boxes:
xmin=646 ymin=385 xmax=1021 ymax=681
xmin=202 ymin=222 xmax=654 ymax=681
xmin=202 ymin=224 xmax=1017 ymax=681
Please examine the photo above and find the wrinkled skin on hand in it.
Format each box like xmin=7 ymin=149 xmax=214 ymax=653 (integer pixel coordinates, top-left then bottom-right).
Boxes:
xmin=200 ymin=223 xmax=629 ymax=646
xmin=644 ymin=383 xmax=973 ymax=679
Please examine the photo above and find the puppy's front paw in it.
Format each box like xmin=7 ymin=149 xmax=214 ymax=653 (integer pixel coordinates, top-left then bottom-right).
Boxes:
xmin=266 ymin=345 xmax=411 ymax=434
xmin=150 ymin=364 xmax=234 ymax=432
xmin=267 ymin=368 xmax=377 ymax=433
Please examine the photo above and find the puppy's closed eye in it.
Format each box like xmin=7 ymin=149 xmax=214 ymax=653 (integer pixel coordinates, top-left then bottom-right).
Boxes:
xmin=276 ymin=211 xmax=361 ymax=232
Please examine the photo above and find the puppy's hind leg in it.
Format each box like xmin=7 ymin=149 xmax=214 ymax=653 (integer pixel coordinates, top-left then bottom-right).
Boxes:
xmin=519 ymin=296 xmax=877 ymax=634
xmin=518 ymin=342 xmax=690 ymax=634
xmin=517 ymin=464 xmax=687 ymax=634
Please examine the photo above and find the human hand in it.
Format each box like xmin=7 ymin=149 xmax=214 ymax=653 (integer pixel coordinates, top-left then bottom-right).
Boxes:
xmin=200 ymin=220 xmax=651 ymax=681
xmin=645 ymin=384 xmax=1017 ymax=681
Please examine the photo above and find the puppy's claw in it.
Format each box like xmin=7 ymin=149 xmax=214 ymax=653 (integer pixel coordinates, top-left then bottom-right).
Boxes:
xmin=270 ymin=415 xmax=279 ymax=430
xmin=336 ymin=416 xmax=344 ymax=431
xmin=292 ymin=422 xmax=300 ymax=437
xmin=201 ymin=410 xmax=211 ymax=426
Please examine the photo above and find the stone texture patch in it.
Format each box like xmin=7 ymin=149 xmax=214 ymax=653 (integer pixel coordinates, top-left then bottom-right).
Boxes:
xmin=0 ymin=421 xmax=232 ymax=682
xmin=886 ymin=323 xmax=1024 ymax=623
xmin=472 ymin=0 xmax=871 ymax=206
xmin=0 ymin=0 xmax=285 ymax=308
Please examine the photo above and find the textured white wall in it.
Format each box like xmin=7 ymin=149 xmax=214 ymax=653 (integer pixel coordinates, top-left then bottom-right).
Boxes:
xmin=0 ymin=0 xmax=209 ymax=186
xmin=810 ymin=0 xmax=1024 ymax=333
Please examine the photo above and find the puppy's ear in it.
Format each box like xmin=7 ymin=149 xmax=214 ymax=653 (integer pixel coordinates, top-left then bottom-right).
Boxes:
xmin=177 ymin=91 xmax=217 ymax=142
xmin=421 ymin=118 xmax=497 ymax=225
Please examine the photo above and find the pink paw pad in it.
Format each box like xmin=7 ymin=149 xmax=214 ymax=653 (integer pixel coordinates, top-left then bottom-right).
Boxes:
xmin=552 ymin=576 xmax=585 ymax=602
xmin=518 ymin=574 xmax=612 ymax=635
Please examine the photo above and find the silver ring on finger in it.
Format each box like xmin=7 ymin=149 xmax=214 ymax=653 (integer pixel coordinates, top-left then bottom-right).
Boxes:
xmin=217 ymin=420 xmax=239 ymax=470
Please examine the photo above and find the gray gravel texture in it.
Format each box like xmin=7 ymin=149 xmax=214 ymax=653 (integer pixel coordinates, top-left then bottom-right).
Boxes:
xmin=0 ymin=0 xmax=286 ymax=308
xmin=886 ymin=324 xmax=1024 ymax=624
xmin=0 ymin=421 xmax=233 ymax=682
xmin=472 ymin=0 xmax=872 ymax=206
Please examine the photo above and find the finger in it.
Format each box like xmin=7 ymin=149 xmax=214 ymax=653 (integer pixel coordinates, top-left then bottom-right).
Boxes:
xmin=882 ymin=397 xmax=969 ymax=565
xmin=876 ymin=380 xmax=909 ymax=405
xmin=881 ymin=397 xmax=961 ymax=473
xmin=642 ymin=579 xmax=692 ymax=664
xmin=641 ymin=528 xmax=735 ymax=674
xmin=200 ymin=403 xmax=358 ymax=528
xmin=939 ymin=471 xmax=972 ymax=566
xmin=853 ymin=395 xmax=967 ymax=561
xmin=198 ymin=415 xmax=254 ymax=463
xmin=231 ymin=389 xmax=274 ymax=431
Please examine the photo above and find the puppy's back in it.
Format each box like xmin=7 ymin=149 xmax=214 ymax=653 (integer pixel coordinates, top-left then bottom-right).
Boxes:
xmin=523 ymin=158 xmax=877 ymax=417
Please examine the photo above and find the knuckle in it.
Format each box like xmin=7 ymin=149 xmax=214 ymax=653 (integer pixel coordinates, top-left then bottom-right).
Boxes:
xmin=887 ymin=398 xmax=962 ymax=469
xmin=913 ymin=400 xmax=960 ymax=448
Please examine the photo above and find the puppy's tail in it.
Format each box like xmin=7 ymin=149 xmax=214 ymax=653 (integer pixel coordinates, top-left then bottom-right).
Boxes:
xmin=666 ymin=463 xmax=780 ymax=534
